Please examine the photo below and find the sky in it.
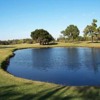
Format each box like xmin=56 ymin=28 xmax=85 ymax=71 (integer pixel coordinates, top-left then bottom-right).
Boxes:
xmin=0 ymin=0 xmax=100 ymax=40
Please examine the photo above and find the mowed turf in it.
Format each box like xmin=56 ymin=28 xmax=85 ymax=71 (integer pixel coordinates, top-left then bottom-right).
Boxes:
xmin=0 ymin=42 xmax=100 ymax=100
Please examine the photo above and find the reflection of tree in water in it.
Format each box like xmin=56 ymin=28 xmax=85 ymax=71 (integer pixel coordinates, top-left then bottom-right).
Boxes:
xmin=31 ymin=48 xmax=54 ymax=71
xmin=67 ymin=47 xmax=100 ymax=73
xmin=65 ymin=48 xmax=81 ymax=71
xmin=31 ymin=47 xmax=100 ymax=73
xmin=31 ymin=47 xmax=82 ymax=71
xmin=78 ymin=48 xmax=100 ymax=74
xmin=89 ymin=48 xmax=100 ymax=73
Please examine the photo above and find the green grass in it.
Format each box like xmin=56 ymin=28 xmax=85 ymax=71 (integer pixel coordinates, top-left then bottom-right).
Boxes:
xmin=0 ymin=42 xmax=100 ymax=100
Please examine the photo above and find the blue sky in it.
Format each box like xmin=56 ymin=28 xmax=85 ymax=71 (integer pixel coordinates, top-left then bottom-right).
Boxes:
xmin=0 ymin=0 xmax=100 ymax=40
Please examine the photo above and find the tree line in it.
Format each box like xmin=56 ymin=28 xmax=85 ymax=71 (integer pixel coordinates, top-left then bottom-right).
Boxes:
xmin=0 ymin=19 xmax=100 ymax=45
xmin=0 ymin=38 xmax=33 ymax=45
xmin=59 ymin=19 xmax=100 ymax=42
xmin=31 ymin=19 xmax=100 ymax=44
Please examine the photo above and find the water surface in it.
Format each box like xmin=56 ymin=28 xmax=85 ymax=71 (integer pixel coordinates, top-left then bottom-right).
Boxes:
xmin=7 ymin=47 xmax=100 ymax=86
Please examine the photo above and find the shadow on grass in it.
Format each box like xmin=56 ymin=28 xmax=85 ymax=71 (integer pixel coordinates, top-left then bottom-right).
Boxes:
xmin=0 ymin=83 xmax=100 ymax=100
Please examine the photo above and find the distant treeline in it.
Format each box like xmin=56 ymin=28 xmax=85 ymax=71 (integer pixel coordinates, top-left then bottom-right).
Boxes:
xmin=57 ymin=35 xmax=100 ymax=42
xmin=0 ymin=38 xmax=33 ymax=45
xmin=58 ymin=19 xmax=100 ymax=42
xmin=1 ymin=19 xmax=100 ymax=45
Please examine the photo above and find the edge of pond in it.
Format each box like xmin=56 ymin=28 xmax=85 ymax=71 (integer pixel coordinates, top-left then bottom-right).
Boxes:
xmin=1 ymin=44 xmax=100 ymax=86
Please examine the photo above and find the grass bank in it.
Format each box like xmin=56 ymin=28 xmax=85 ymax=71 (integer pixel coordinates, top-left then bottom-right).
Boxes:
xmin=0 ymin=42 xmax=100 ymax=100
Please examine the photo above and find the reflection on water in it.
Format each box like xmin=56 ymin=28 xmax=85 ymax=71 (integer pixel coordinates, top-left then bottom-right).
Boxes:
xmin=7 ymin=47 xmax=100 ymax=86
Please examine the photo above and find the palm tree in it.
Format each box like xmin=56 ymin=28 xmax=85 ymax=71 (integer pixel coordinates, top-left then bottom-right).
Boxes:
xmin=83 ymin=19 xmax=97 ymax=42
xmin=84 ymin=25 xmax=95 ymax=42
xmin=97 ymin=27 xmax=100 ymax=42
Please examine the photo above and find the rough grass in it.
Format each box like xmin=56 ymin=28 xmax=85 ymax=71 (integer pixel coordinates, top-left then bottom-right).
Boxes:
xmin=0 ymin=42 xmax=100 ymax=100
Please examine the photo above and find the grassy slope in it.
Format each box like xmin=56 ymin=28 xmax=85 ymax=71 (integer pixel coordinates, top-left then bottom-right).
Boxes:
xmin=0 ymin=42 xmax=100 ymax=100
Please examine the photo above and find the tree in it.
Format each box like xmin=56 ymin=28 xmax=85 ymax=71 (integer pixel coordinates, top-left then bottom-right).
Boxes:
xmin=61 ymin=25 xmax=80 ymax=41
xmin=97 ymin=27 xmax=100 ymax=34
xmin=61 ymin=31 xmax=67 ymax=42
xmin=83 ymin=25 xmax=95 ymax=42
xmin=31 ymin=29 xmax=54 ymax=45
xmin=97 ymin=27 xmax=100 ymax=41
xmin=92 ymin=19 xmax=98 ymax=42
xmin=83 ymin=19 xmax=97 ymax=42
xmin=61 ymin=30 xmax=66 ymax=36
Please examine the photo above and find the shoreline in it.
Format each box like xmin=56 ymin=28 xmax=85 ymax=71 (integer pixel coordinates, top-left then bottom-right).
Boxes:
xmin=1 ymin=43 xmax=100 ymax=85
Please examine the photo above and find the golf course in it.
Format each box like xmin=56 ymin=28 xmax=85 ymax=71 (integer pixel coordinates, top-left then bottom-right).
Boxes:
xmin=0 ymin=42 xmax=100 ymax=100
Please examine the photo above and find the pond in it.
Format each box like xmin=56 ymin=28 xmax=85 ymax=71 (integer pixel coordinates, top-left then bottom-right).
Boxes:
xmin=7 ymin=47 xmax=100 ymax=86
